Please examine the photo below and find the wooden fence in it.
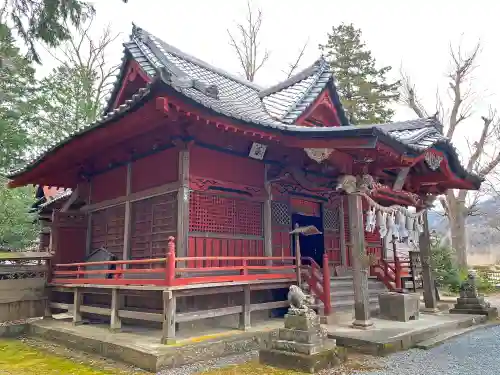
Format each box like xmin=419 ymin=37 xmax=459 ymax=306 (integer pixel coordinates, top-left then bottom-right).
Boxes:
xmin=0 ymin=252 xmax=51 ymax=322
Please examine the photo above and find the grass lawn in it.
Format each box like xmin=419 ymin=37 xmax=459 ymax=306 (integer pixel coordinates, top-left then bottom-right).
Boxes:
xmin=0 ymin=338 xmax=140 ymax=375
xmin=196 ymin=361 xmax=309 ymax=375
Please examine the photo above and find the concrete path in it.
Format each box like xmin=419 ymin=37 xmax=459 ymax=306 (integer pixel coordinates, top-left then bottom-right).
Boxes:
xmin=359 ymin=324 xmax=500 ymax=375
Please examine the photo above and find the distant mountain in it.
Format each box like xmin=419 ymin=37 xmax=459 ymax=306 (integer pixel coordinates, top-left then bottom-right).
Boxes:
xmin=427 ymin=197 xmax=500 ymax=253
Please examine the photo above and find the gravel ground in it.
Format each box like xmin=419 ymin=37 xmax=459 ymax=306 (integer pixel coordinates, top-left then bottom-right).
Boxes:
xmin=359 ymin=325 xmax=500 ymax=375
xmin=157 ymin=350 xmax=258 ymax=375
xmin=159 ymin=325 xmax=500 ymax=375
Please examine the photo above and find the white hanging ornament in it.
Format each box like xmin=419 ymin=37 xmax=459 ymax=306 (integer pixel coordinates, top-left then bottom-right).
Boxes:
xmin=416 ymin=215 xmax=424 ymax=233
xmin=378 ymin=211 xmax=388 ymax=238
xmin=365 ymin=208 xmax=375 ymax=232
xmin=370 ymin=207 xmax=377 ymax=232
xmin=398 ymin=211 xmax=408 ymax=238
xmin=388 ymin=213 xmax=399 ymax=240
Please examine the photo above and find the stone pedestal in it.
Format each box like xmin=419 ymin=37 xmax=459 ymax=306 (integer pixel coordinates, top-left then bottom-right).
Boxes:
xmin=379 ymin=292 xmax=420 ymax=322
xmin=449 ymin=273 xmax=498 ymax=319
xmin=259 ymin=309 xmax=345 ymax=373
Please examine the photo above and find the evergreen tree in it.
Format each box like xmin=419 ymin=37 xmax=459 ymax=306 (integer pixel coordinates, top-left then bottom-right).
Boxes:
xmin=319 ymin=23 xmax=400 ymax=124
xmin=0 ymin=25 xmax=39 ymax=249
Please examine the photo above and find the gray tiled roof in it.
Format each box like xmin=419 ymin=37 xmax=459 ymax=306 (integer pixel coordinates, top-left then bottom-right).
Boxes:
xmin=260 ymin=57 xmax=333 ymax=124
xmin=377 ymin=117 xmax=447 ymax=151
xmin=127 ymin=25 xmax=290 ymax=129
xmin=6 ymin=27 xmax=479 ymax=188
xmin=39 ymin=189 xmax=72 ymax=209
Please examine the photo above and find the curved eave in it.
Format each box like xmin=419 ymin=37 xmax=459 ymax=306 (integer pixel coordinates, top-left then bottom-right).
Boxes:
xmin=6 ymin=83 xmax=157 ymax=185
xmin=374 ymin=130 xmax=483 ymax=190
xmin=7 ymin=76 xmax=481 ymax=192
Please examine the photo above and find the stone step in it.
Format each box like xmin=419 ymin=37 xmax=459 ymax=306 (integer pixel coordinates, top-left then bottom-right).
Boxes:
xmin=332 ymin=297 xmax=379 ymax=309
xmin=415 ymin=324 xmax=487 ymax=350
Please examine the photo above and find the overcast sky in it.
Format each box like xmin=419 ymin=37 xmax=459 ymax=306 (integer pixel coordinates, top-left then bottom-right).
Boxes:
xmin=38 ymin=0 xmax=500 ymax=157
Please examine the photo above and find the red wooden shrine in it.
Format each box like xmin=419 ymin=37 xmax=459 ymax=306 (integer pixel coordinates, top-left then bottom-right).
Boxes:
xmin=10 ymin=26 xmax=481 ymax=330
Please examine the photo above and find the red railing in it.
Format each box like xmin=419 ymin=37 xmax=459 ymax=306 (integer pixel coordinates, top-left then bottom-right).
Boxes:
xmin=301 ymin=253 xmax=331 ymax=315
xmin=51 ymin=237 xmax=298 ymax=286
xmin=371 ymin=257 xmax=410 ymax=291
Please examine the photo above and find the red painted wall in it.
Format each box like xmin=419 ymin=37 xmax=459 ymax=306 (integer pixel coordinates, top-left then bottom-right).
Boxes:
xmin=189 ymin=146 xmax=264 ymax=187
xmin=131 ymin=148 xmax=178 ymax=193
xmin=90 ymin=166 xmax=127 ymax=204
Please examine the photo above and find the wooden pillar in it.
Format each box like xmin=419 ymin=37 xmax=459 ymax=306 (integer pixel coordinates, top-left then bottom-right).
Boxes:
xmin=123 ymin=162 xmax=132 ymax=261
xmin=263 ymin=165 xmax=273 ymax=265
xmin=73 ymin=288 xmax=83 ymax=325
xmin=162 ymin=290 xmax=176 ymax=344
xmin=110 ymin=288 xmax=122 ymax=332
xmin=419 ymin=211 xmax=438 ymax=311
xmin=85 ymin=181 xmax=92 ymax=256
xmin=347 ymin=194 xmax=373 ymax=329
xmin=339 ymin=196 xmax=347 ymax=267
xmin=177 ymin=149 xmax=190 ymax=259
xmin=239 ymin=285 xmax=251 ymax=330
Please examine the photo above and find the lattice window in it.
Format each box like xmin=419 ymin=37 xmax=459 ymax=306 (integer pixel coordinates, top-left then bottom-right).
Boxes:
xmin=131 ymin=192 xmax=177 ymax=259
xmin=271 ymin=201 xmax=291 ymax=227
xmin=323 ymin=207 xmax=340 ymax=232
xmin=189 ymin=191 xmax=263 ymax=236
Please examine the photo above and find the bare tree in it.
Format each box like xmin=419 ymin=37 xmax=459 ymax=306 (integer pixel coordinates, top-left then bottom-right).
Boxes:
xmin=37 ymin=14 xmax=121 ymax=143
xmin=227 ymin=1 xmax=269 ymax=82
xmin=282 ymin=40 xmax=309 ymax=79
xmin=401 ymin=41 xmax=500 ymax=268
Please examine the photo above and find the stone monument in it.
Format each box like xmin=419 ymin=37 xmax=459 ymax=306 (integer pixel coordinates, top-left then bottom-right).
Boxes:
xmin=378 ymin=291 xmax=420 ymax=322
xmin=449 ymin=272 xmax=498 ymax=319
xmin=259 ymin=285 xmax=346 ymax=373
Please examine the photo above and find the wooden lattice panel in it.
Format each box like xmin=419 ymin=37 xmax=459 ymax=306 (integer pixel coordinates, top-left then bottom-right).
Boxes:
xmin=271 ymin=201 xmax=291 ymax=227
xmin=189 ymin=191 xmax=263 ymax=236
xmin=90 ymin=205 xmax=126 ymax=259
xmin=323 ymin=207 xmax=340 ymax=232
xmin=131 ymin=192 xmax=177 ymax=260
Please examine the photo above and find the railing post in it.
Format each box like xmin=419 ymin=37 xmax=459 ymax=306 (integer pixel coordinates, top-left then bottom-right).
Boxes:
xmin=77 ymin=265 xmax=82 ymax=280
xmin=322 ymin=252 xmax=332 ymax=316
xmin=46 ymin=258 xmax=52 ymax=283
xmin=395 ymin=257 xmax=402 ymax=290
xmin=114 ymin=264 xmax=122 ymax=280
xmin=241 ymin=259 xmax=248 ymax=276
xmin=166 ymin=236 xmax=176 ymax=286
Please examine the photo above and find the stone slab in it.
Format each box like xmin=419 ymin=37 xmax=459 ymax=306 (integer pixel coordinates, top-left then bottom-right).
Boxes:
xmin=28 ymin=318 xmax=282 ymax=372
xmin=450 ymin=306 xmax=498 ymax=319
xmin=259 ymin=347 xmax=346 ymax=373
xmin=272 ymin=339 xmax=322 ymax=355
xmin=415 ymin=325 xmax=488 ymax=350
xmin=326 ymin=313 xmax=488 ymax=356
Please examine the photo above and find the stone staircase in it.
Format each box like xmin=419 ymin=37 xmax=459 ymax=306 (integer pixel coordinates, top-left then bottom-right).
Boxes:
xmin=302 ymin=274 xmax=388 ymax=316
xmin=329 ymin=276 xmax=387 ymax=311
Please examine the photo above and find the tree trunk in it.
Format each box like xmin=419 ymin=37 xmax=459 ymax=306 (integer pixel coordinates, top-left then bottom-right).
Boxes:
xmin=447 ymin=196 xmax=468 ymax=269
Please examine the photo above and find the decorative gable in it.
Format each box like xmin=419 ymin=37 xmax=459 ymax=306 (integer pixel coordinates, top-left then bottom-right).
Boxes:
xmin=297 ymin=90 xmax=341 ymax=127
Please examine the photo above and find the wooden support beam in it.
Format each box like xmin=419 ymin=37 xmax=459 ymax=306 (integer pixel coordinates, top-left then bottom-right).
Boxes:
xmin=110 ymin=288 xmax=121 ymax=332
xmin=82 ymin=181 xmax=180 ymax=212
xmin=393 ymin=167 xmax=410 ymax=191
xmin=339 ymin=196 xmax=347 ymax=267
xmin=73 ymin=288 xmax=83 ymax=325
xmin=263 ymin=164 xmax=273 ymax=265
xmin=162 ymin=290 xmax=176 ymax=345
xmin=239 ymin=285 xmax=251 ymax=331
xmin=177 ymin=149 xmax=190 ymax=259
xmin=61 ymin=187 xmax=79 ymax=212
xmin=123 ymin=163 xmax=132 ymax=261
xmin=347 ymin=194 xmax=373 ymax=329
